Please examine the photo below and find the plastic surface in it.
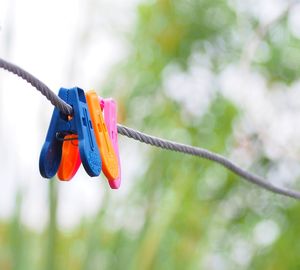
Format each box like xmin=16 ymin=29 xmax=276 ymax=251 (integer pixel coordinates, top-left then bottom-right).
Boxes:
xmin=58 ymin=91 xmax=119 ymax=183
xmin=57 ymin=135 xmax=81 ymax=181
xmin=86 ymin=91 xmax=119 ymax=181
xmin=101 ymin=98 xmax=121 ymax=189
xmin=39 ymin=87 xmax=101 ymax=178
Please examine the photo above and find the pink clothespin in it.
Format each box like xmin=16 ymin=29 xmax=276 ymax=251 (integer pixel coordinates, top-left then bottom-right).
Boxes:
xmin=100 ymin=98 xmax=121 ymax=189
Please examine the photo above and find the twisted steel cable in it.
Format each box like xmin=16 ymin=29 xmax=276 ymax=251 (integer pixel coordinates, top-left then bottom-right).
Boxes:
xmin=1 ymin=57 xmax=300 ymax=200
xmin=117 ymin=125 xmax=300 ymax=200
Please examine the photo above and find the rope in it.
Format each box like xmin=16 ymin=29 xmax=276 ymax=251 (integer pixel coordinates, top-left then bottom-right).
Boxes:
xmin=1 ymin=57 xmax=300 ymax=200
xmin=117 ymin=125 xmax=300 ymax=200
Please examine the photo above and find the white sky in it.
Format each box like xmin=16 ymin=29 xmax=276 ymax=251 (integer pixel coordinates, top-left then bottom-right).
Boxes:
xmin=0 ymin=0 xmax=141 ymax=230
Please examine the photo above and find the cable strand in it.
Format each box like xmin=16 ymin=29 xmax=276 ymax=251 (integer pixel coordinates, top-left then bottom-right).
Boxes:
xmin=117 ymin=124 xmax=300 ymax=200
xmin=1 ymin=57 xmax=300 ymax=200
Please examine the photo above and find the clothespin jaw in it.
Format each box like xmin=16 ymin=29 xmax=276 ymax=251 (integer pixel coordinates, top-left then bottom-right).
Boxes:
xmin=86 ymin=90 xmax=119 ymax=181
xmin=57 ymin=135 xmax=81 ymax=181
xmin=39 ymin=110 xmax=63 ymax=178
xmin=101 ymin=98 xmax=121 ymax=189
xmin=39 ymin=87 xmax=102 ymax=178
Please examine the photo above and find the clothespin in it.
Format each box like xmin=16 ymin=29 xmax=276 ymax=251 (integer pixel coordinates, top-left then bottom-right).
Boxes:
xmin=86 ymin=91 xmax=119 ymax=182
xmin=100 ymin=98 xmax=121 ymax=189
xmin=57 ymin=90 xmax=119 ymax=185
xmin=39 ymin=87 xmax=102 ymax=178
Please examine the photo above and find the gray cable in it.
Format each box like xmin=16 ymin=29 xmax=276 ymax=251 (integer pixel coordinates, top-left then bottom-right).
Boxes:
xmin=117 ymin=124 xmax=300 ymax=200
xmin=1 ymin=57 xmax=300 ymax=200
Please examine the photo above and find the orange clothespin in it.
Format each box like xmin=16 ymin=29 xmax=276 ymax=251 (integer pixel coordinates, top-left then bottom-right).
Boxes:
xmin=57 ymin=90 xmax=119 ymax=183
xmin=86 ymin=90 xmax=119 ymax=181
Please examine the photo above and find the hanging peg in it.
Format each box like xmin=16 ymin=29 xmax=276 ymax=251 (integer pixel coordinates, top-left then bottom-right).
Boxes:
xmin=86 ymin=91 xmax=119 ymax=181
xmin=39 ymin=87 xmax=102 ymax=178
xmin=100 ymin=98 xmax=122 ymax=189
xmin=57 ymin=90 xmax=120 ymax=184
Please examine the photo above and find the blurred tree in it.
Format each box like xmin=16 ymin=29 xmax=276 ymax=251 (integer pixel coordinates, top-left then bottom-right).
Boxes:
xmin=101 ymin=1 xmax=300 ymax=270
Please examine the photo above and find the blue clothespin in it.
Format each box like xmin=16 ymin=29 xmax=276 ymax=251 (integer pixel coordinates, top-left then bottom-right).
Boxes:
xmin=39 ymin=87 xmax=102 ymax=178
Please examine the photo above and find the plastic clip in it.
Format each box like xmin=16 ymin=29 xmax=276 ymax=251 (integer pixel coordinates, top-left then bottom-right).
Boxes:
xmin=100 ymin=98 xmax=121 ymax=189
xmin=86 ymin=91 xmax=119 ymax=181
xmin=39 ymin=87 xmax=102 ymax=178
xmin=57 ymin=91 xmax=120 ymax=184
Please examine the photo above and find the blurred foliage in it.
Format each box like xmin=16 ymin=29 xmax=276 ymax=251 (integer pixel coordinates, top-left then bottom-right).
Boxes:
xmin=257 ymin=18 xmax=300 ymax=84
xmin=1 ymin=0 xmax=300 ymax=269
